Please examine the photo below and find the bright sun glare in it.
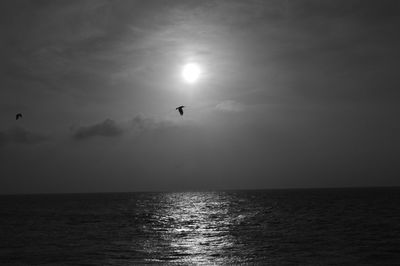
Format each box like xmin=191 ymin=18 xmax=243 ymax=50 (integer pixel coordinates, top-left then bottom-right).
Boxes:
xmin=182 ymin=63 xmax=201 ymax=84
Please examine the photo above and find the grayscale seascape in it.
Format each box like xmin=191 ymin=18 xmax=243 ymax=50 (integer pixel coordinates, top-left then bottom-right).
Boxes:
xmin=2 ymin=1 xmax=400 ymax=265
xmin=1 ymin=187 xmax=399 ymax=265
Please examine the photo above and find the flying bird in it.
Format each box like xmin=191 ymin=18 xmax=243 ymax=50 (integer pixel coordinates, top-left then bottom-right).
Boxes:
xmin=16 ymin=113 xmax=23 ymax=120
xmin=176 ymin=106 xmax=185 ymax=116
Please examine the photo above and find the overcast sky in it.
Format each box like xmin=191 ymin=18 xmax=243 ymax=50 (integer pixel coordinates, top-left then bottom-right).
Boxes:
xmin=1 ymin=0 xmax=399 ymax=194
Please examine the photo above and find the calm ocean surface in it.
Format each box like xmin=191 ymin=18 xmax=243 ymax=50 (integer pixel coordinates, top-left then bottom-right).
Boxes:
xmin=1 ymin=188 xmax=399 ymax=265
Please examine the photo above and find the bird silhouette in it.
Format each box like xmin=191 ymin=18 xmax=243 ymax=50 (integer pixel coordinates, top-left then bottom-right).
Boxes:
xmin=16 ymin=113 xmax=23 ymax=120
xmin=176 ymin=106 xmax=185 ymax=116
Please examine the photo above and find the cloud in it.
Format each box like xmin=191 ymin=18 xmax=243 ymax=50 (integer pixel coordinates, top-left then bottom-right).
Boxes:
xmin=131 ymin=114 xmax=176 ymax=132
xmin=131 ymin=114 xmax=157 ymax=131
xmin=215 ymin=100 xmax=245 ymax=112
xmin=0 ymin=126 xmax=48 ymax=146
xmin=72 ymin=115 xmax=176 ymax=141
xmin=72 ymin=119 xmax=123 ymax=140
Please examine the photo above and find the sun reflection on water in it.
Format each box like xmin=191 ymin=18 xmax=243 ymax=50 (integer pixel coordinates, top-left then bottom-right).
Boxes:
xmin=153 ymin=192 xmax=235 ymax=264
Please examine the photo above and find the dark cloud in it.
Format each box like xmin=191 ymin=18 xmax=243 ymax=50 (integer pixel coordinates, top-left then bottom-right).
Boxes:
xmin=72 ymin=115 xmax=176 ymax=140
xmin=131 ymin=114 xmax=157 ymax=131
xmin=131 ymin=114 xmax=176 ymax=132
xmin=72 ymin=119 xmax=122 ymax=140
xmin=0 ymin=126 xmax=48 ymax=146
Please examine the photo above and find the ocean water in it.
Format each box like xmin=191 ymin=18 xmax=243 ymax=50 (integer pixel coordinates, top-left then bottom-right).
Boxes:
xmin=1 ymin=188 xmax=399 ymax=265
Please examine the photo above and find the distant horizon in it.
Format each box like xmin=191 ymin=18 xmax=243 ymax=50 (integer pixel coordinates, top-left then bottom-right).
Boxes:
xmin=1 ymin=185 xmax=399 ymax=196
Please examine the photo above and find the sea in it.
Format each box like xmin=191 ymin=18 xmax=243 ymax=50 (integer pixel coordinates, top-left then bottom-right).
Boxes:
xmin=1 ymin=187 xmax=399 ymax=265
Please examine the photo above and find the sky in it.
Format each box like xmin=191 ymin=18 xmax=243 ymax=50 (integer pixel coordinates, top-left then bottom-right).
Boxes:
xmin=1 ymin=0 xmax=399 ymax=194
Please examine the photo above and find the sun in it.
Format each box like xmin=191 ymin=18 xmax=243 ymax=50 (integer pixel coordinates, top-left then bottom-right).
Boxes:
xmin=182 ymin=63 xmax=201 ymax=84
